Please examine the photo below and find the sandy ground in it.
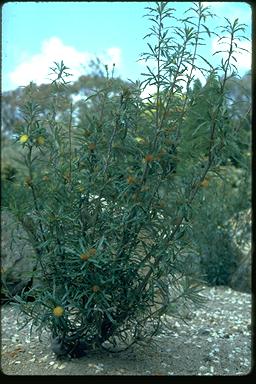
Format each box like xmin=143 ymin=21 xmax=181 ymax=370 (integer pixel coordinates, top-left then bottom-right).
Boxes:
xmin=1 ymin=285 xmax=252 ymax=376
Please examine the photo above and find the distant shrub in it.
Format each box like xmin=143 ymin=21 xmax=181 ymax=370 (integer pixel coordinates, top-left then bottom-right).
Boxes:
xmin=189 ymin=164 xmax=251 ymax=286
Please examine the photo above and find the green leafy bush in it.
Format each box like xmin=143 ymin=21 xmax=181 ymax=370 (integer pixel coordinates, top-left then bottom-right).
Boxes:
xmin=2 ymin=2 xmax=250 ymax=356
xmin=189 ymin=164 xmax=251 ymax=286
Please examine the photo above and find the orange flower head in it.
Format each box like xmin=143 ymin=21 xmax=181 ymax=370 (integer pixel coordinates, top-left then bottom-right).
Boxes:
xmin=127 ymin=175 xmax=136 ymax=184
xmin=145 ymin=154 xmax=154 ymax=162
xmin=88 ymin=143 xmax=96 ymax=151
xmin=80 ymin=253 xmax=90 ymax=261
xmin=80 ymin=248 xmax=96 ymax=261
xmin=92 ymin=285 xmax=100 ymax=293
xmin=200 ymin=179 xmax=209 ymax=188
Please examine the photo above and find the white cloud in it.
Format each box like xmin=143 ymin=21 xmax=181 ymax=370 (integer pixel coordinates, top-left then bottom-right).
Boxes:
xmin=212 ymin=37 xmax=251 ymax=73
xmin=105 ymin=47 xmax=121 ymax=67
xmin=204 ymin=2 xmax=251 ymax=25
xmin=8 ymin=37 xmax=122 ymax=89
xmin=183 ymin=64 xmax=207 ymax=87
xmin=203 ymin=2 xmax=225 ymax=9
xmin=140 ymin=83 xmax=157 ymax=100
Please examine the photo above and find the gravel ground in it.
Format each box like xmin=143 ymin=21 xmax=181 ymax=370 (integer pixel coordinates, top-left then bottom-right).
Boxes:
xmin=1 ymin=285 xmax=252 ymax=376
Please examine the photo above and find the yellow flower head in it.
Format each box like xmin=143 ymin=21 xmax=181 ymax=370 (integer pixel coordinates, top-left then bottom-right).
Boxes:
xmin=19 ymin=134 xmax=29 ymax=143
xmin=77 ymin=185 xmax=85 ymax=193
xmin=134 ymin=136 xmax=145 ymax=144
xmin=53 ymin=306 xmax=64 ymax=317
xmin=36 ymin=136 xmax=45 ymax=145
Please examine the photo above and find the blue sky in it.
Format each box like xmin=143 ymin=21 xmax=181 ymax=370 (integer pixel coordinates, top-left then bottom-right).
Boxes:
xmin=2 ymin=1 xmax=252 ymax=93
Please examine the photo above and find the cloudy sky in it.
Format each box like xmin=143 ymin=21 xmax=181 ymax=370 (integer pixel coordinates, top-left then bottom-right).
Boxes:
xmin=2 ymin=1 xmax=252 ymax=92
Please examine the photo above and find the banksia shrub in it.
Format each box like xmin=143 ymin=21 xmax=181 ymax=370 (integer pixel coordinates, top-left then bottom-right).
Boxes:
xmin=7 ymin=2 xmax=250 ymax=356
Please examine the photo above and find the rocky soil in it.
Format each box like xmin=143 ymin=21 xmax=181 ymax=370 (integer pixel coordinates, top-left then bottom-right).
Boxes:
xmin=1 ymin=285 xmax=252 ymax=376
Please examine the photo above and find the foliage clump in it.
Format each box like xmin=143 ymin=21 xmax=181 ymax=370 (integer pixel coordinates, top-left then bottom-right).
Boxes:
xmin=1 ymin=2 xmax=250 ymax=356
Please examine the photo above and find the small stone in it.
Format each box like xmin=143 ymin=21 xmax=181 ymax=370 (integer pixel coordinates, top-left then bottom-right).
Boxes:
xmin=29 ymin=358 xmax=36 ymax=362
xmin=39 ymin=355 xmax=48 ymax=362
xmin=198 ymin=328 xmax=211 ymax=336
xmin=223 ymin=333 xmax=230 ymax=339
